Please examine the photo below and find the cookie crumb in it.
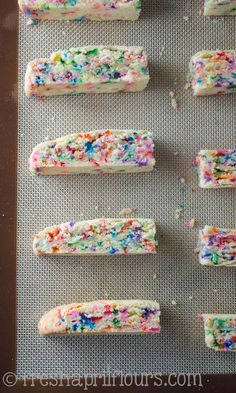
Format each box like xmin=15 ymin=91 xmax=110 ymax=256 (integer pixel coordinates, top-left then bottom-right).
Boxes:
xmin=175 ymin=207 xmax=183 ymax=220
xmin=184 ymin=218 xmax=196 ymax=228
xmin=27 ymin=19 xmax=38 ymax=26
xmin=169 ymin=91 xmax=178 ymax=110
xmin=119 ymin=208 xmax=136 ymax=216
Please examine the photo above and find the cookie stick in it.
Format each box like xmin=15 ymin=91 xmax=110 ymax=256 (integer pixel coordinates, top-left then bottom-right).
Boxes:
xmin=18 ymin=0 xmax=141 ymax=21
xmin=29 ymin=130 xmax=155 ymax=175
xmin=39 ymin=300 xmax=161 ymax=336
xmin=33 ymin=218 xmax=157 ymax=255
xmin=196 ymin=149 xmax=236 ymax=188
xmin=25 ymin=46 xmax=150 ymax=97
xmin=204 ymin=0 xmax=236 ymax=15
xmin=198 ymin=226 xmax=236 ymax=266
xmin=189 ymin=50 xmax=236 ymax=96
xmin=203 ymin=314 xmax=236 ymax=351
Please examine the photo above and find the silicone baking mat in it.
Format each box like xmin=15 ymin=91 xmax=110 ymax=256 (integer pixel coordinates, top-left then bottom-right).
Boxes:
xmin=17 ymin=0 xmax=236 ymax=378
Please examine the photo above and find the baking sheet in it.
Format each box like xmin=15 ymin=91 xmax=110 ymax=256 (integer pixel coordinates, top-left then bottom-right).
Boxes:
xmin=17 ymin=0 xmax=236 ymax=378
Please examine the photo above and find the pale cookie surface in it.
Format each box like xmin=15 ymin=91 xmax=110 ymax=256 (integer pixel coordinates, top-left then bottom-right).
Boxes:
xmin=33 ymin=218 xmax=157 ymax=255
xmin=19 ymin=0 xmax=141 ymax=20
xmin=25 ymin=46 xmax=149 ymax=97
xmin=203 ymin=314 xmax=236 ymax=351
xmin=39 ymin=300 xmax=161 ymax=336
xmin=198 ymin=226 xmax=236 ymax=267
xmin=204 ymin=0 xmax=236 ymax=15
xmin=29 ymin=130 xmax=155 ymax=175
xmin=196 ymin=149 xmax=236 ymax=188
xmin=189 ymin=51 xmax=236 ymax=96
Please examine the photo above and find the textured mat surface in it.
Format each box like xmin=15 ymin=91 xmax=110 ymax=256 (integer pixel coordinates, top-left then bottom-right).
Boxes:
xmin=17 ymin=0 xmax=236 ymax=377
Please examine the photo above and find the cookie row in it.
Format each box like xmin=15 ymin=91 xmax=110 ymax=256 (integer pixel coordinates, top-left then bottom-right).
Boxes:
xmin=28 ymin=129 xmax=236 ymax=189
xmin=33 ymin=218 xmax=236 ymax=268
xmin=38 ymin=300 xmax=236 ymax=352
xmin=24 ymin=46 xmax=236 ymax=97
xmin=18 ymin=1 xmax=236 ymax=20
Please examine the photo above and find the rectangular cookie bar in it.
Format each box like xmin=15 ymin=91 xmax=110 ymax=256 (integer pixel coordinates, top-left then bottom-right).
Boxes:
xmin=203 ymin=314 xmax=236 ymax=351
xmin=33 ymin=218 xmax=157 ymax=255
xmin=18 ymin=0 xmax=141 ymax=21
xmin=198 ymin=226 xmax=236 ymax=266
xmin=204 ymin=0 xmax=236 ymax=15
xmin=29 ymin=130 xmax=155 ymax=175
xmin=25 ymin=46 xmax=149 ymax=97
xmin=39 ymin=300 xmax=161 ymax=336
xmin=189 ymin=51 xmax=236 ymax=96
xmin=196 ymin=149 xmax=236 ymax=188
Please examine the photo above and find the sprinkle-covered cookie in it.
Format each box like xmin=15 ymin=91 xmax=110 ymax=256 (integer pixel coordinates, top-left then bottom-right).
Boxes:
xmin=189 ymin=51 xmax=236 ymax=96
xmin=33 ymin=218 xmax=157 ymax=255
xmin=204 ymin=0 xmax=236 ymax=15
xmin=19 ymin=0 xmax=141 ymax=21
xmin=198 ymin=226 xmax=236 ymax=267
xmin=25 ymin=46 xmax=150 ymax=97
xmin=203 ymin=314 xmax=236 ymax=351
xmin=196 ymin=149 xmax=236 ymax=188
xmin=39 ymin=300 xmax=161 ymax=336
xmin=29 ymin=130 xmax=155 ymax=175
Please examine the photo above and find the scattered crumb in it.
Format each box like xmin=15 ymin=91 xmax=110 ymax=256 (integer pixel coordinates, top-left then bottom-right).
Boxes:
xmin=171 ymin=300 xmax=177 ymax=306
xmin=45 ymin=135 xmax=50 ymax=141
xmin=158 ymin=46 xmax=165 ymax=59
xmin=20 ymin=134 xmax=24 ymax=138
xmin=175 ymin=208 xmax=183 ymax=220
xmin=119 ymin=208 xmax=136 ymax=216
xmin=174 ymin=151 xmax=179 ymax=156
xmin=189 ymin=295 xmax=193 ymax=300
xmin=194 ymin=246 xmax=200 ymax=254
xmin=169 ymin=91 xmax=178 ymax=110
xmin=184 ymin=218 xmax=196 ymax=228
xmin=95 ymin=205 xmax=99 ymax=211
xmin=184 ymin=82 xmax=191 ymax=90
xmin=213 ymin=289 xmax=218 ymax=293
xmin=183 ymin=16 xmax=190 ymax=22
xmin=2 ymin=213 xmax=5 ymax=217
xmin=178 ymin=176 xmax=186 ymax=184
xmin=153 ymin=273 xmax=157 ymax=280
xmin=27 ymin=19 xmax=38 ymax=26
xmin=191 ymin=187 xmax=196 ymax=192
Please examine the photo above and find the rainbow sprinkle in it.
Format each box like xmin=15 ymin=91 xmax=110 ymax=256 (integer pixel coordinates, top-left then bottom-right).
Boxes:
xmin=189 ymin=51 xmax=236 ymax=96
xmin=198 ymin=226 xmax=236 ymax=266
xmin=19 ymin=0 xmax=141 ymax=21
xmin=203 ymin=314 xmax=236 ymax=351
xmin=25 ymin=46 xmax=149 ymax=97
xmin=196 ymin=149 xmax=236 ymax=188
xmin=29 ymin=130 xmax=155 ymax=175
xmin=33 ymin=218 xmax=157 ymax=255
